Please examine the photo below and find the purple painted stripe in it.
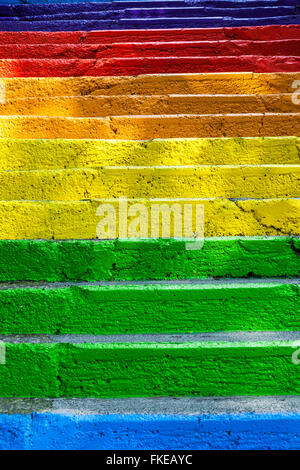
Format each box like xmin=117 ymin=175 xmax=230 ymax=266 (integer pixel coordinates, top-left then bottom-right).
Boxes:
xmin=1 ymin=5 xmax=298 ymax=17
xmin=10 ymin=7 xmax=299 ymax=22
xmin=0 ymin=16 xmax=299 ymax=31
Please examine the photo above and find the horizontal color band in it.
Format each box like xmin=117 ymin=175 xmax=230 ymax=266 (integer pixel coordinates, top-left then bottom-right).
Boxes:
xmin=1 ymin=40 xmax=298 ymax=59
xmin=0 ymin=16 xmax=299 ymax=31
xmin=0 ymin=114 xmax=298 ymax=138
xmin=1 ymin=138 xmax=298 ymax=170
xmin=0 ymin=281 xmax=298 ymax=334
xmin=1 ymin=94 xmax=298 ymax=116
xmin=5 ymin=7 xmax=297 ymax=21
xmin=0 ymin=166 xmax=299 ymax=200
xmin=0 ymin=56 xmax=298 ymax=77
xmin=3 ymin=73 xmax=299 ymax=99
xmin=0 ymin=25 xmax=299 ymax=44
xmin=0 ymin=336 xmax=299 ymax=397
xmin=0 ymin=2 xmax=297 ymax=22
xmin=0 ymin=199 xmax=300 ymax=240
xmin=0 ymin=407 xmax=300 ymax=449
xmin=0 ymin=237 xmax=297 ymax=281
xmin=0 ymin=198 xmax=298 ymax=239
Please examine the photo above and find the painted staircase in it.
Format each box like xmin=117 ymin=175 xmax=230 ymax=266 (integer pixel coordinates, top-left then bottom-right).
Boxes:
xmin=0 ymin=0 xmax=299 ymax=450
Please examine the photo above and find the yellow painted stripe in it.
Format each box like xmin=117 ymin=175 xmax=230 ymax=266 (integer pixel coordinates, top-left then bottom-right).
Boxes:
xmin=0 ymin=114 xmax=299 ymax=139
xmin=1 ymin=94 xmax=298 ymax=116
xmin=0 ymin=166 xmax=299 ymax=200
xmin=0 ymin=198 xmax=297 ymax=239
xmin=2 ymin=73 xmax=300 ymax=99
xmin=1 ymin=137 xmax=299 ymax=170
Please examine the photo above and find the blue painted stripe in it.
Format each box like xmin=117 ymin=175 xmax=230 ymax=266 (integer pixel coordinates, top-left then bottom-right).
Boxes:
xmin=1 ymin=413 xmax=300 ymax=450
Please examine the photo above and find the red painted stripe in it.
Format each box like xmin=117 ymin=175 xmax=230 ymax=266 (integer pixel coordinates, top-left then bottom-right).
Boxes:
xmin=0 ymin=56 xmax=299 ymax=77
xmin=0 ymin=25 xmax=298 ymax=44
xmin=0 ymin=40 xmax=298 ymax=59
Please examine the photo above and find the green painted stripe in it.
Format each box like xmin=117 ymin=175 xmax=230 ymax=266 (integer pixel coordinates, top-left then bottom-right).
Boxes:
xmin=0 ymin=282 xmax=298 ymax=334
xmin=0 ymin=339 xmax=299 ymax=398
xmin=0 ymin=237 xmax=298 ymax=282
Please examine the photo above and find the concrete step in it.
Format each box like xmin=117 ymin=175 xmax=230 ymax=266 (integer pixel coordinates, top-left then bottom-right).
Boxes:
xmin=8 ymin=6 xmax=298 ymax=21
xmin=1 ymin=40 xmax=299 ymax=59
xmin=1 ymin=15 xmax=299 ymax=32
xmin=1 ymin=56 xmax=299 ymax=77
xmin=0 ymin=237 xmax=297 ymax=282
xmin=0 ymin=113 xmax=299 ymax=138
xmin=1 ymin=25 xmax=299 ymax=44
xmin=2 ymin=94 xmax=299 ymax=116
xmin=0 ymin=165 xmax=298 ymax=200
xmin=0 ymin=332 xmax=299 ymax=397
xmin=0 ymin=396 xmax=300 ymax=449
xmin=1 ymin=0 xmax=298 ymax=17
xmin=1 ymin=138 xmax=299 ymax=170
xmin=0 ymin=198 xmax=298 ymax=238
xmin=0 ymin=279 xmax=298 ymax=334
xmin=3 ymin=73 xmax=300 ymax=99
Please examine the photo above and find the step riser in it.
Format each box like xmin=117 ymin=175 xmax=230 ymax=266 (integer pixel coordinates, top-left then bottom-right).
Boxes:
xmin=0 ymin=283 xmax=298 ymax=334
xmin=1 ymin=57 xmax=298 ymax=77
xmin=2 ymin=95 xmax=299 ymax=116
xmin=4 ymin=74 xmax=300 ymax=98
xmin=1 ymin=40 xmax=299 ymax=59
xmin=1 ymin=411 xmax=300 ymax=450
xmin=0 ymin=114 xmax=298 ymax=139
xmin=0 ymin=238 xmax=297 ymax=282
xmin=0 ymin=340 xmax=299 ymax=397
xmin=0 ymin=199 xmax=298 ymax=239
xmin=0 ymin=166 xmax=299 ymax=200
xmin=1 ymin=138 xmax=299 ymax=170
xmin=1 ymin=16 xmax=300 ymax=32
xmin=1 ymin=25 xmax=299 ymax=44
xmin=6 ymin=7 xmax=299 ymax=21
xmin=1 ymin=0 xmax=297 ymax=17
xmin=1 ymin=0 xmax=298 ymax=13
